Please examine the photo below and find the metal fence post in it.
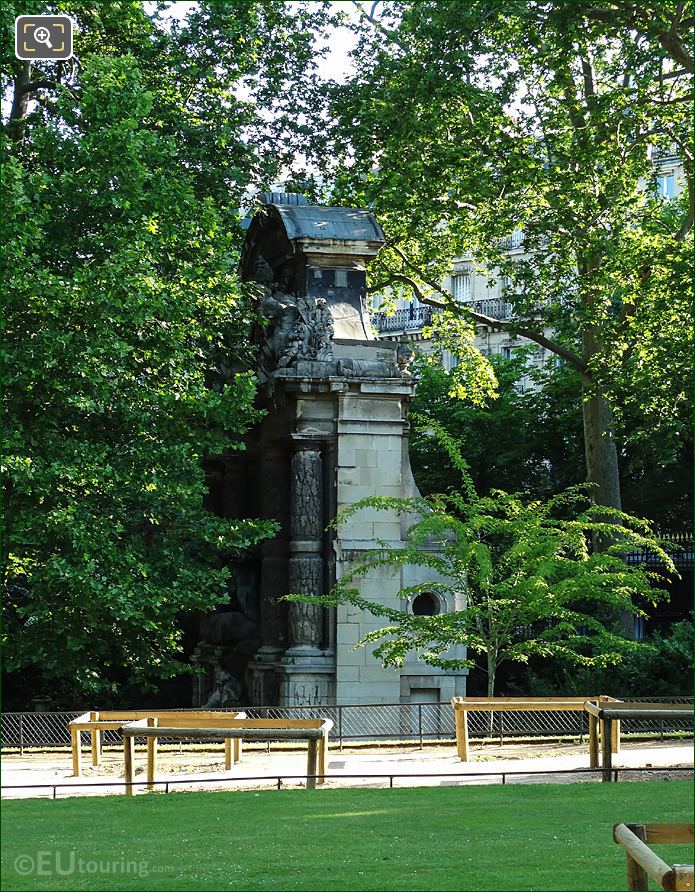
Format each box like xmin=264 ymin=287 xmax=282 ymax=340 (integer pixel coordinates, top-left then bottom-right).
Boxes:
xmin=418 ymin=704 xmax=423 ymax=750
xmin=19 ymin=713 xmax=24 ymax=756
xmin=338 ymin=705 xmax=343 ymax=752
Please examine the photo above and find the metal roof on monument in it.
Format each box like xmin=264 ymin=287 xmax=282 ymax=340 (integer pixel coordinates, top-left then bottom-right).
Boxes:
xmin=270 ymin=202 xmax=385 ymax=245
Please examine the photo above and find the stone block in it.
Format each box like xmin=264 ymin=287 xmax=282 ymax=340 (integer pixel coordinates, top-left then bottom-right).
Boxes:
xmin=356 ymin=682 xmax=401 ymax=702
xmin=372 ymin=434 xmax=403 ymax=453
xmin=355 ymin=449 xmax=378 ymax=468
xmin=358 ymin=665 xmax=398 ymax=683
xmin=337 ymin=468 xmax=360 ymax=486
xmin=336 ymin=645 xmax=367 ymax=666
xmin=336 ymin=623 xmax=361 ymax=646
xmin=337 ymin=519 xmax=374 ymax=541
xmin=372 ymin=520 xmax=403 ymax=540
xmin=335 ymin=665 xmax=360 ymax=683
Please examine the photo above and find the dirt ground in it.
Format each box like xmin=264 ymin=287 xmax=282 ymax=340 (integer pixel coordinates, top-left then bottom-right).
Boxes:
xmin=2 ymin=737 xmax=692 ymax=798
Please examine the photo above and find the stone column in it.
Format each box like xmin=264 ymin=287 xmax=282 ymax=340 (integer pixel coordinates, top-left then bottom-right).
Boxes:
xmin=287 ymin=439 xmax=324 ymax=654
xmin=280 ymin=433 xmax=335 ymax=706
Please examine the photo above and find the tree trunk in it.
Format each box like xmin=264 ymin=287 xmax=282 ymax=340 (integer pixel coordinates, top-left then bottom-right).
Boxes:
xmin=580 ymin=381 xmax=622 ymax=512
xmin=581 ymin=331 xmax=636 ymax=637
xmin=9 ymin=63 xmax=32 ymax=143
xmin=486 ymin=651 xmax=496 ymax=734
xmin=580 ymin=325 xmax=622 ymax=512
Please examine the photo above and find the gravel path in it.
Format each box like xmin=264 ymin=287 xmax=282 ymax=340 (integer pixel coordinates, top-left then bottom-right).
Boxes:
xmin=2 ymin=738 xmax=692 ymax=798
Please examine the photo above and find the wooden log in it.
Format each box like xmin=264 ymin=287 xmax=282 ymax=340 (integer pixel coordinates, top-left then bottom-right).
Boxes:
xmin=612 ymin=718 xmax=621 ymax=755
xmin=614 ymin=824 xmax=673 ymax=889
xmin=607 ymin=702 xmax=692 ymax=711
xmin=71 ymin=726 xmax=82 ymax=777
xmin=146 ymin=717 xmax=158 ymax=791
xmin=306 ymin=737 xmax=318 ymax=790
xmin=665 ymin=864 xmax=694 ymax=891
xmin=601 ymin=717 xmax=613 ymax=782
xmin=601 ymin=708 xmax=691 ymax=720
xmin=452 ymin=696 xmax=592 ymax=703
xmin=454 ymin=701 xmax=589 ymax=711
xmin=98 ymin=709 xmax=246 ymax=721
xmin=625 ymin=824 xmax=649 ymax=891
xmin=90 ymin=711 xmax=100 ymax=767
xmin=644 ymin=825 xmax=694 ymax=845
xmin=454 ymin=706 xmax=466 ymax=761
xmin=123 ymin=733 xmax=135 ymax=797
xmin=70 ymin=721 xmax=130 ymax=732
xmin=318 ymin=730 xmax=328 ymax=785
xmin=589 ymin=713 xmax=599 ymax=769
xmin=122 ymin=725 xmax=329 ymax=741
xmin=585 ymin=700 xmax=602 ymax=717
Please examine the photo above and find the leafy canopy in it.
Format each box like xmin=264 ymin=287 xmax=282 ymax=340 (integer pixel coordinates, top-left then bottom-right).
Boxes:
xmin=289 ymin=433 xmax=675 ymax=695
xmin=1 ymin=1 xmax=331 ymax=703
xmin=302 ymin=0 xmax=693 ymax=509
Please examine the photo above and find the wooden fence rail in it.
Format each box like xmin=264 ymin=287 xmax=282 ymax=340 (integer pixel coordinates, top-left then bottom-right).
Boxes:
xmin=613 ymin=823 xmax=694 ymax=890
xmin=68 ymin=710 xmax=246 ymax=776
xmin=451 ymin=697 xmax=620 ymax=763
xmin=121 ymin=718 xmax=334 ymax=794
xmin=585 ymin=702 xmax=693 ymax=782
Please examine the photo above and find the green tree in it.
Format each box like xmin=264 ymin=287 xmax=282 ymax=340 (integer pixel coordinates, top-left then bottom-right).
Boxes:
xmin=293 ymin=483 xmax=673 ymax=696
xmin=308 ymin=0 xmax=693 ymax=514
xmin=289 ymin=473 xmax=675 ymax=698
xmin=1 ymin=1 xmax=328 ymax=703
xmin=411 ymin=357 xmax=693 ymax=531
xmin=410 ymin=355 xmax=585 ymax=500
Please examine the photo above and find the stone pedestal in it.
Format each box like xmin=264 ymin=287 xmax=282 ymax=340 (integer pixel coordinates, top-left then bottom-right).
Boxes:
xmin=280 ymin=658 xmax=335 ymax=707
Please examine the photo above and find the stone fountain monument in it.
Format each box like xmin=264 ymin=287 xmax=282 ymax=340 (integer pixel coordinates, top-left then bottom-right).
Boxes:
xmin=192 ymin=194 xmax=467 ymax=708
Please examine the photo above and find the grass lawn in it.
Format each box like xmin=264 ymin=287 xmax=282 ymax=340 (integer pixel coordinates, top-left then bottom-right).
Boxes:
xmin=1 ymin=781 xmax=692 ymax=891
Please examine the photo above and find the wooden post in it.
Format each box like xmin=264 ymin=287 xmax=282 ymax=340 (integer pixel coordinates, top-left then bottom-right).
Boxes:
xmin=306 ymin=738 xmax=318 ymax=790
xmin=224 ymin=738 xmax=232 ymax=770
xmin=625 ymin=824 xmax=649 ymax=891
xmin=234 ymin=738 xmax=242 ymax=764
xmin=90 ymin=711 xmax=100 ymax=767
xmin=669 ymin=864 xmax=695 ymax=891
xmin=123 ymin=733 xmax=135 ymax=797
xmin=601 ymin=717 xmax=613 ymax=782
xmin=612 ymin=718 xmax=621 ymax=754
xmin=589 ymin=713 xmax=599 ymax=769
xmin=146 ymin=718 xmax=158 ymax=791
xmin=318 ymin=730 xmax=327 ymax=785
xmin=71 ymin=726 xmax=82 ymax=777
xmin=455 ymin=707 xmax=469 ymax=761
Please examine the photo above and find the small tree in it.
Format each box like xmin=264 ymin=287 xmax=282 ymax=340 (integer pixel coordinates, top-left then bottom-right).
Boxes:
xmin=289 ymin=442 xmax=676 ymax=698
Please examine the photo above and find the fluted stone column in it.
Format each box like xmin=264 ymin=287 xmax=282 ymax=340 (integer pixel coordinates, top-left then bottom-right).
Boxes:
xmin=280 ymin=433 xmax=334 ymax=706
xmin=287 ymin=439 xmax=324 ymax=654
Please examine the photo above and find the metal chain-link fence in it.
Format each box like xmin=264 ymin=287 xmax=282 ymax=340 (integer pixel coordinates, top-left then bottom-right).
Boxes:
xmin=2 ymin=697 xmax=691 ymax=752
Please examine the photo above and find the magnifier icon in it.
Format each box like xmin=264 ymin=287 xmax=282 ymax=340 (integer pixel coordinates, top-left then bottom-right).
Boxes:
xmin=33 ymin=25 xmax=53 ymax=49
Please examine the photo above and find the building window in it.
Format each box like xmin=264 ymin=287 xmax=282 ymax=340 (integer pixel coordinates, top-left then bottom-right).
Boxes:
xmin=657 ymin=172 xmax=676 ymax=199
xmin=451 ymin=272 xmax=472 ymax=302
xmin=501 ymin=346 xmax=513 ymax=360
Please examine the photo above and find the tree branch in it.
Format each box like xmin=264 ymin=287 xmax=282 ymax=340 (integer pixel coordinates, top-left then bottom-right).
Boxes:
xmin=350 ymin=0 xmax=407 ymax=50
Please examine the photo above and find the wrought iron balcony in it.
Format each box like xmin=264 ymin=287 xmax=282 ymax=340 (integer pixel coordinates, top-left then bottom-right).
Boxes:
xmin=373 ymin=299 xmax=514 ymax=334
xmin=372 ymin=306 xmax=435 ymax=332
